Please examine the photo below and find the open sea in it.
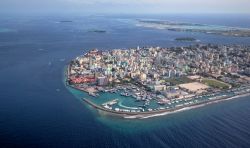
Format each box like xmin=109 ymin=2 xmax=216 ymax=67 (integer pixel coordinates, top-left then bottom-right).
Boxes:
xmin=0 ymin=14 xmax=250 ymax=147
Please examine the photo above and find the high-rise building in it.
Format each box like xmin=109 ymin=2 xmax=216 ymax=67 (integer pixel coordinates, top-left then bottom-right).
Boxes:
xmin=97 ymin=76 xmax=107 ymax=86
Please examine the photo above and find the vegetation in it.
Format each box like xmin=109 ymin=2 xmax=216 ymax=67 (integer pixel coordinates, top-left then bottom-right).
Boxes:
xmin=202 ymin=78 xmax=230 ymax=89
xmin=164 ymin=77 xmax=193 ymax=85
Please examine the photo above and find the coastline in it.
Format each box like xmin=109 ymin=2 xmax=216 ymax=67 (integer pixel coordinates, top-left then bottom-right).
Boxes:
xmin=135 ymin=93 xmax=250 ymax=119
xmin=81 ymin=92 xmax=250 ymax=119
xmin=65 ymin=64 xmax=250 ymax=119
xmin=64 ymin=40 xmax=250 ymax=120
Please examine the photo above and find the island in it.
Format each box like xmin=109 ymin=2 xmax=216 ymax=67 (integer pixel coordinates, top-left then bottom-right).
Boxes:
xmin=136 ymin=20 xmax=250 ymax=37
xmin=175 ymin=37 xmax=197 ymax=42
xmin=59 ymin=20 xmax=73 ymax=23
xmin=66 ymin=44 xmax=250 ymax=119
xmin=88 ymin=29 xmax=107 ymax=33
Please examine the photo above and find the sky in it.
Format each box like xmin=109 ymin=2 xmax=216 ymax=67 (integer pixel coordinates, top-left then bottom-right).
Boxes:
xmin=0 ymin=0 xmax=250 ymax=15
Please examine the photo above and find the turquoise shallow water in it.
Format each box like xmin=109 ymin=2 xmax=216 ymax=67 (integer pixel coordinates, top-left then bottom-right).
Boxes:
xmin=67 ymin=84 xmax=250 ymax=133
xmin=66 ymin=82 xmax=239 ymax=115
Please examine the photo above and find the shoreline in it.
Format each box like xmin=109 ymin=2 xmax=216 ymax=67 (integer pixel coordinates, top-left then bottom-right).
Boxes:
xmin=81 ymin=92 xmax=250 ymax=119
xmin=65 ymin=65 xmax=250 ymax=119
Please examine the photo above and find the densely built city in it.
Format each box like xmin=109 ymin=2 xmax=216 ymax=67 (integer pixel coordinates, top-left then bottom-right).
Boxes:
xmin=66 ymin=44 xmax=250 ymax=117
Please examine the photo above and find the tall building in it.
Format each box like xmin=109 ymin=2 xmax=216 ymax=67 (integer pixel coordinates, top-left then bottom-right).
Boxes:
xmin=97 ymin=76 xmax=107 ymax=86
xmin=140 ymin=73 xmax=147 ymax=81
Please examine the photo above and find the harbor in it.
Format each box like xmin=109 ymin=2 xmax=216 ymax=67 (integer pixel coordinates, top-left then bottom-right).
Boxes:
xmin=66 ymin=76 xmax=250 ymax=118
xmin=65 ymin=45 xmax=250 ymax=119
xmin=80 ymin=87 xmax=250 ymax=119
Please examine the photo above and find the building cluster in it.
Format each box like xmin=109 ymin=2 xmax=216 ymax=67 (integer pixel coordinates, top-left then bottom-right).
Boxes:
xmin=68 ymin=44 xmax=249 ymax=91
xmin=66 ymin=44 xmax=250 ymax=112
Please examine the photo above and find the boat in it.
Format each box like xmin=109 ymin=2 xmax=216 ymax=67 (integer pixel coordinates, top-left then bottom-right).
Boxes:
xmin=120 ymin=92 xmax=126 ymax=96
xmin=144 ymin=101 xmax=150 ymax=106
xmin=89 ymin=92 xmax=99 ymax=97
xmin=138 ymin=105 xmax=146 ymax=108
xmin=148 ymin=108 xmax=153 ymax=111
xmin=125 ymin=93 xmax=131 ymax=97
xmin=157 ymin=102 xmax=165 ymax=105
xmin=111 ymin=90 xmax=116 ymax=93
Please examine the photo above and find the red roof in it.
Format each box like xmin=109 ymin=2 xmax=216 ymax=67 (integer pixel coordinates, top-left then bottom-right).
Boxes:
xmin=70 ymin=76 xmax=96 ymax=84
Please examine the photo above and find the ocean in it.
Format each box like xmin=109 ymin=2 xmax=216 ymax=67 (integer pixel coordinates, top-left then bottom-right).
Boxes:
xmin=0 ymin=14 xmax=250 ymax=147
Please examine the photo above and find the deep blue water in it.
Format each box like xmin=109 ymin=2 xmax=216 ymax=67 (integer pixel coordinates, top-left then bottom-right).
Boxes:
xmin=0 ymin=14 xmax=250 ymax=147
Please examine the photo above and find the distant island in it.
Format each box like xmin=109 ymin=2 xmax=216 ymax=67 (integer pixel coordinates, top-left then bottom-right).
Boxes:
xmin=66 ymin=44 xmax=250 ymax=119
xmin=175 ymin=37 xmax=197 ymax=42
xmin=88 ymin=29 xmax=106 ymax=33
xmin=59 ymin=20 xmax=73 ymax=23
xmin=136 ymin=20 xmax=250 ymax=37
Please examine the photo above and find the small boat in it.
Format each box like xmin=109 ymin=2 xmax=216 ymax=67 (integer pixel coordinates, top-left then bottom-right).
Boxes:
xmin=89 ymin=92 xmax=99 ymax=97
xmin=120 ymin=92 xmax=125 ymax=96
xmin=144 ymin=101 xmax=150 ymax=106
xmin=111 ymin=90 xmax=116 ymax=93
xmin=157 ymin=102 xmax=165 ymax=105
xmin=132 ymin=95 xmax=137 ymax=98
xmin=138 ymin=105 xmax=146 ymax=108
